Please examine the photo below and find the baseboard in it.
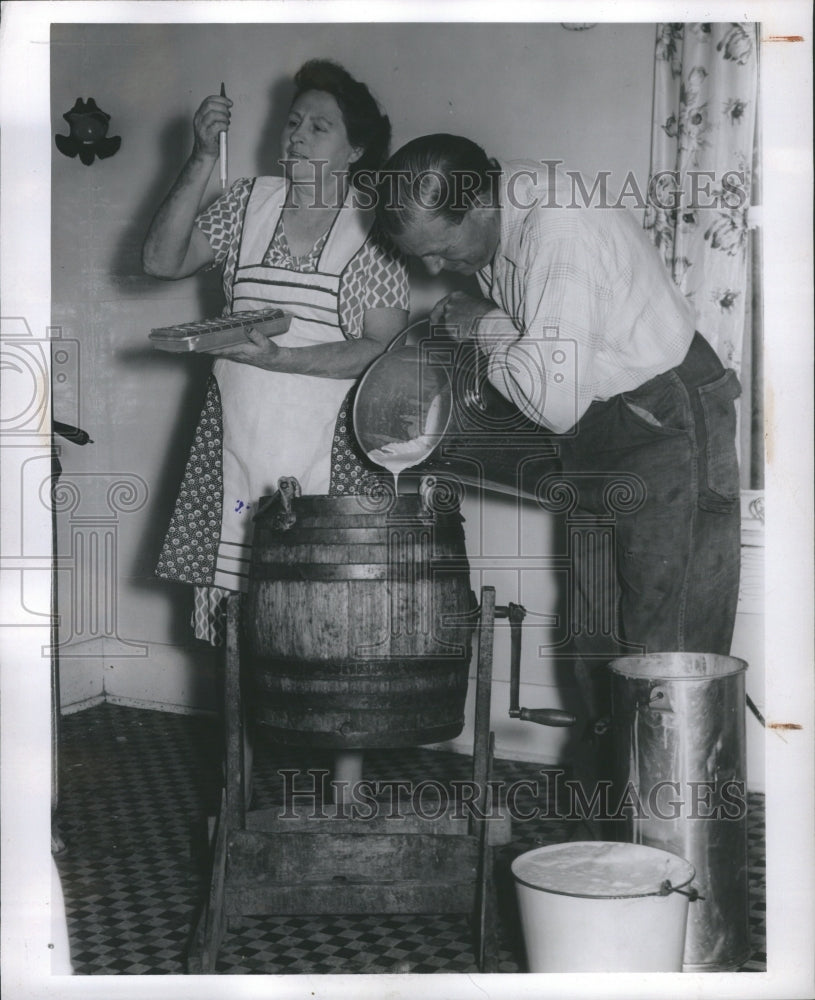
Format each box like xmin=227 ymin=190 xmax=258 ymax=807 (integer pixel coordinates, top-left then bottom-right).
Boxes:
xmin=426 ymin=735 xmax=565 ymax=767
xmin=103 ymin=693 xmax=218 ymax=719
xmin=59 ymin=693 xmax=106 ymax=716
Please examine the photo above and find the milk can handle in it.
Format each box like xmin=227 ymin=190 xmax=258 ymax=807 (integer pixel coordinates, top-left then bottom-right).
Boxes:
xmin=639 ymin=683 xmax=673 ymax=713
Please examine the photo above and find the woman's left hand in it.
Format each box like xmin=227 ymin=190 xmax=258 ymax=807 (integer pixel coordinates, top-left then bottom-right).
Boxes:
xmin=204 ymin=306 xmax=409 ymax=378
xmin=207 ymin=328 xmax=284 ymax=368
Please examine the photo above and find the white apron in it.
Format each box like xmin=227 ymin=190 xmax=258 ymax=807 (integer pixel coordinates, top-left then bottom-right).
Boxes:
xmin=211 ymin=178 xmax=373 ymax=591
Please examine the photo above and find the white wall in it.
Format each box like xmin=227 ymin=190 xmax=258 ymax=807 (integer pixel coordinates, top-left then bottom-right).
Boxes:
xmin=730 ymin=491 xmax=766 ymax=791
xmin=51 ymin=23 xmax=763 ymax=783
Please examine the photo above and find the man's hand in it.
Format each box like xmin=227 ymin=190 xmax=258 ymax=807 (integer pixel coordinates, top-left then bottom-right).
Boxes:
xmin=428 ymin=291 xmax=495 ymax=341
xmin=207 ymin=327 xmax=283 ymax=368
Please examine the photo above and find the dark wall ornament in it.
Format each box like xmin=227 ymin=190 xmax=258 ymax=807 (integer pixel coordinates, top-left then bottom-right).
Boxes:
xmin=55 ymin=98 xmax=121 ymax=165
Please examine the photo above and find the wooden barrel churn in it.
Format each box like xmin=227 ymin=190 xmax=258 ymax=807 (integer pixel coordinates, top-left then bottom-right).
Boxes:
xmin=242 ymin=490 xmax=476 ymax=748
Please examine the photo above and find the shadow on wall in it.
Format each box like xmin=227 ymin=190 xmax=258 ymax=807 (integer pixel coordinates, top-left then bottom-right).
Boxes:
xmin=255 ymin=75 xmax=296 ymax=178
xmin=110 ymin=110 xmax=223 ymax=317
xmin=111 ymin=110 xmax=225 ymax=624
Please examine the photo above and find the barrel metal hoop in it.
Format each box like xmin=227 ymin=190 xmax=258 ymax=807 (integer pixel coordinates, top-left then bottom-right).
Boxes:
xmin=258 ymin=527 xmax=406 ymax=544
xmin=252 ymin=558 xmax=471 ymax=582
xmin=252 ymin=563 xmax=388 ymax=581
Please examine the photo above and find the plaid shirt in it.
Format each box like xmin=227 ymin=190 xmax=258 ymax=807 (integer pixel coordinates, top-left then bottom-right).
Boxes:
xmin=476 ymin=161 xmax=695 ymax=433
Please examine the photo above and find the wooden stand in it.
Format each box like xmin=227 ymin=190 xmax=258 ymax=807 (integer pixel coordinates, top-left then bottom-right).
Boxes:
xmin=188 ymin=586 xmax=508 ymax=974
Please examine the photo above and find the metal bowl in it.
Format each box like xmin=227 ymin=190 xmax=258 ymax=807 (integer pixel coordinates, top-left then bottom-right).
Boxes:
xmin=353 ymin=337 xmax=453 ymax=474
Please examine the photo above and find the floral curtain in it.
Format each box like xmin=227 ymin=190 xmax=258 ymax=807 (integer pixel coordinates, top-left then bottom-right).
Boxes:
xmin=643 ymin=23 xmax=759 ymax=378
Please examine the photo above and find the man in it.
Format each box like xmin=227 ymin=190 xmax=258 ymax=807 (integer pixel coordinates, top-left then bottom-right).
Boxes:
xmin=375 ymin=134 xmax=741 ymax=726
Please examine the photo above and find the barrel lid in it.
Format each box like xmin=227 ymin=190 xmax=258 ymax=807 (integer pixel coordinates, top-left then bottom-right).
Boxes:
xmin=511 ymin=841 xmax=695 ymax=899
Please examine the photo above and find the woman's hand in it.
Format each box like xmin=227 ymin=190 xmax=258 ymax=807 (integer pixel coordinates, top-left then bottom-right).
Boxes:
xmin=192 ymin=93 xmax=232 ymax=161
xmin=207 ymin=328 xmax=284 ymax=369
xmin=429 ymin=291 xmax=495 ymax=340
xmin=142 ymin=93 xmax=231 ymax=279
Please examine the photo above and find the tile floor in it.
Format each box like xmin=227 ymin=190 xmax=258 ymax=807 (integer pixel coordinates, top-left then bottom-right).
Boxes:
xmin=54 ymin=703 xmax=766 ymax=975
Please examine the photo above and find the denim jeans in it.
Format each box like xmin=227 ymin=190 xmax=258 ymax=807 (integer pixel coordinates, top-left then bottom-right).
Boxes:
xmin=557 ymin=333 xmax=742 ymax=719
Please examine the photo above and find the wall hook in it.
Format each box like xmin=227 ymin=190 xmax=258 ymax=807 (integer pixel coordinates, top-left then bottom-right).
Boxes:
xmin=55 ymin=98 xmax=121 ymax=165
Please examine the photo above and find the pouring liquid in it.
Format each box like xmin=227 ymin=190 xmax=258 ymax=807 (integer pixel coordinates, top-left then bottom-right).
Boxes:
xmin=364 ymin=394 xmax=447 ymax=493
xmin=366 ymin=435 xmax=440 ymax=494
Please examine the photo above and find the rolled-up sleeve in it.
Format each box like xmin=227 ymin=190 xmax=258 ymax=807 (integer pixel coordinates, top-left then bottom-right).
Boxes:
xmin=480 ymin=229 xmax=612 ymax=433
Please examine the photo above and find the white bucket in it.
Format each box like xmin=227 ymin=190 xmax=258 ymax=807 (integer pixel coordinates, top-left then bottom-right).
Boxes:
xmin=511 ymin=841 xmax=695 ymax=972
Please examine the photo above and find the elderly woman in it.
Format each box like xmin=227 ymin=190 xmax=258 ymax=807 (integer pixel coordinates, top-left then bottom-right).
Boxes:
xmin=143 ymin=60 xmax=408 ymax=645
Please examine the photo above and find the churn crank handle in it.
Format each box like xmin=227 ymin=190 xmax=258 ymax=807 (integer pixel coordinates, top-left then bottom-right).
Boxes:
xmin=498 ymin=601 xmax=527 ymax=718
xmin=500 ymin=601 xmax=577 ymax=728
xmin=517 ymin=707 xmax=576 ymax=727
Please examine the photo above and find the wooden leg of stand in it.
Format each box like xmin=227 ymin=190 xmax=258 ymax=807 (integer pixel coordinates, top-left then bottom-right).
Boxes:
xmin=472 ymin=586 xmax=495 ymax=797
xmin=472 ymin=587 xmax=498 ymax=972
xmin=476 ymin=733 xmax=499 ymax=972
xmin=187 ymin=790 xmax=228 ymax=973
xmin=189 ymin=594 xmax=244 ymax=973
xmin=224 ymin=593 xmax=246 ymax=833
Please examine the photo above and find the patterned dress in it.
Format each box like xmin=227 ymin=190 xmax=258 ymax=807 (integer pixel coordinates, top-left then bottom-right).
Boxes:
xmin=155 ymin=176 xmax=409 ymax=643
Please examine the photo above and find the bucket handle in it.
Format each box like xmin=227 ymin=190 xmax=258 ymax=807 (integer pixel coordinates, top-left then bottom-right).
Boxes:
xmin=658 ymin=879 xmax=705 ymax=902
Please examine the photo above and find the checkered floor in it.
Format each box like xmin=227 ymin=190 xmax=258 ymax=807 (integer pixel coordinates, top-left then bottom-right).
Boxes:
xmin=54 ymin=703 xmax=766 ymax=975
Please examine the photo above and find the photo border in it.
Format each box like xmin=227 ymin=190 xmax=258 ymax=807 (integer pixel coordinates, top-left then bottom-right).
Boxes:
xmin=1 ymin=2 xmax=812 ymax=998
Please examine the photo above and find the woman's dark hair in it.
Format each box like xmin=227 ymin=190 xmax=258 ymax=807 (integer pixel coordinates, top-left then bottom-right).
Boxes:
xmin=293 ymin=59 xmax=391 ymax=183
xmin=374 ymin=134 xmax=500 ymax=237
